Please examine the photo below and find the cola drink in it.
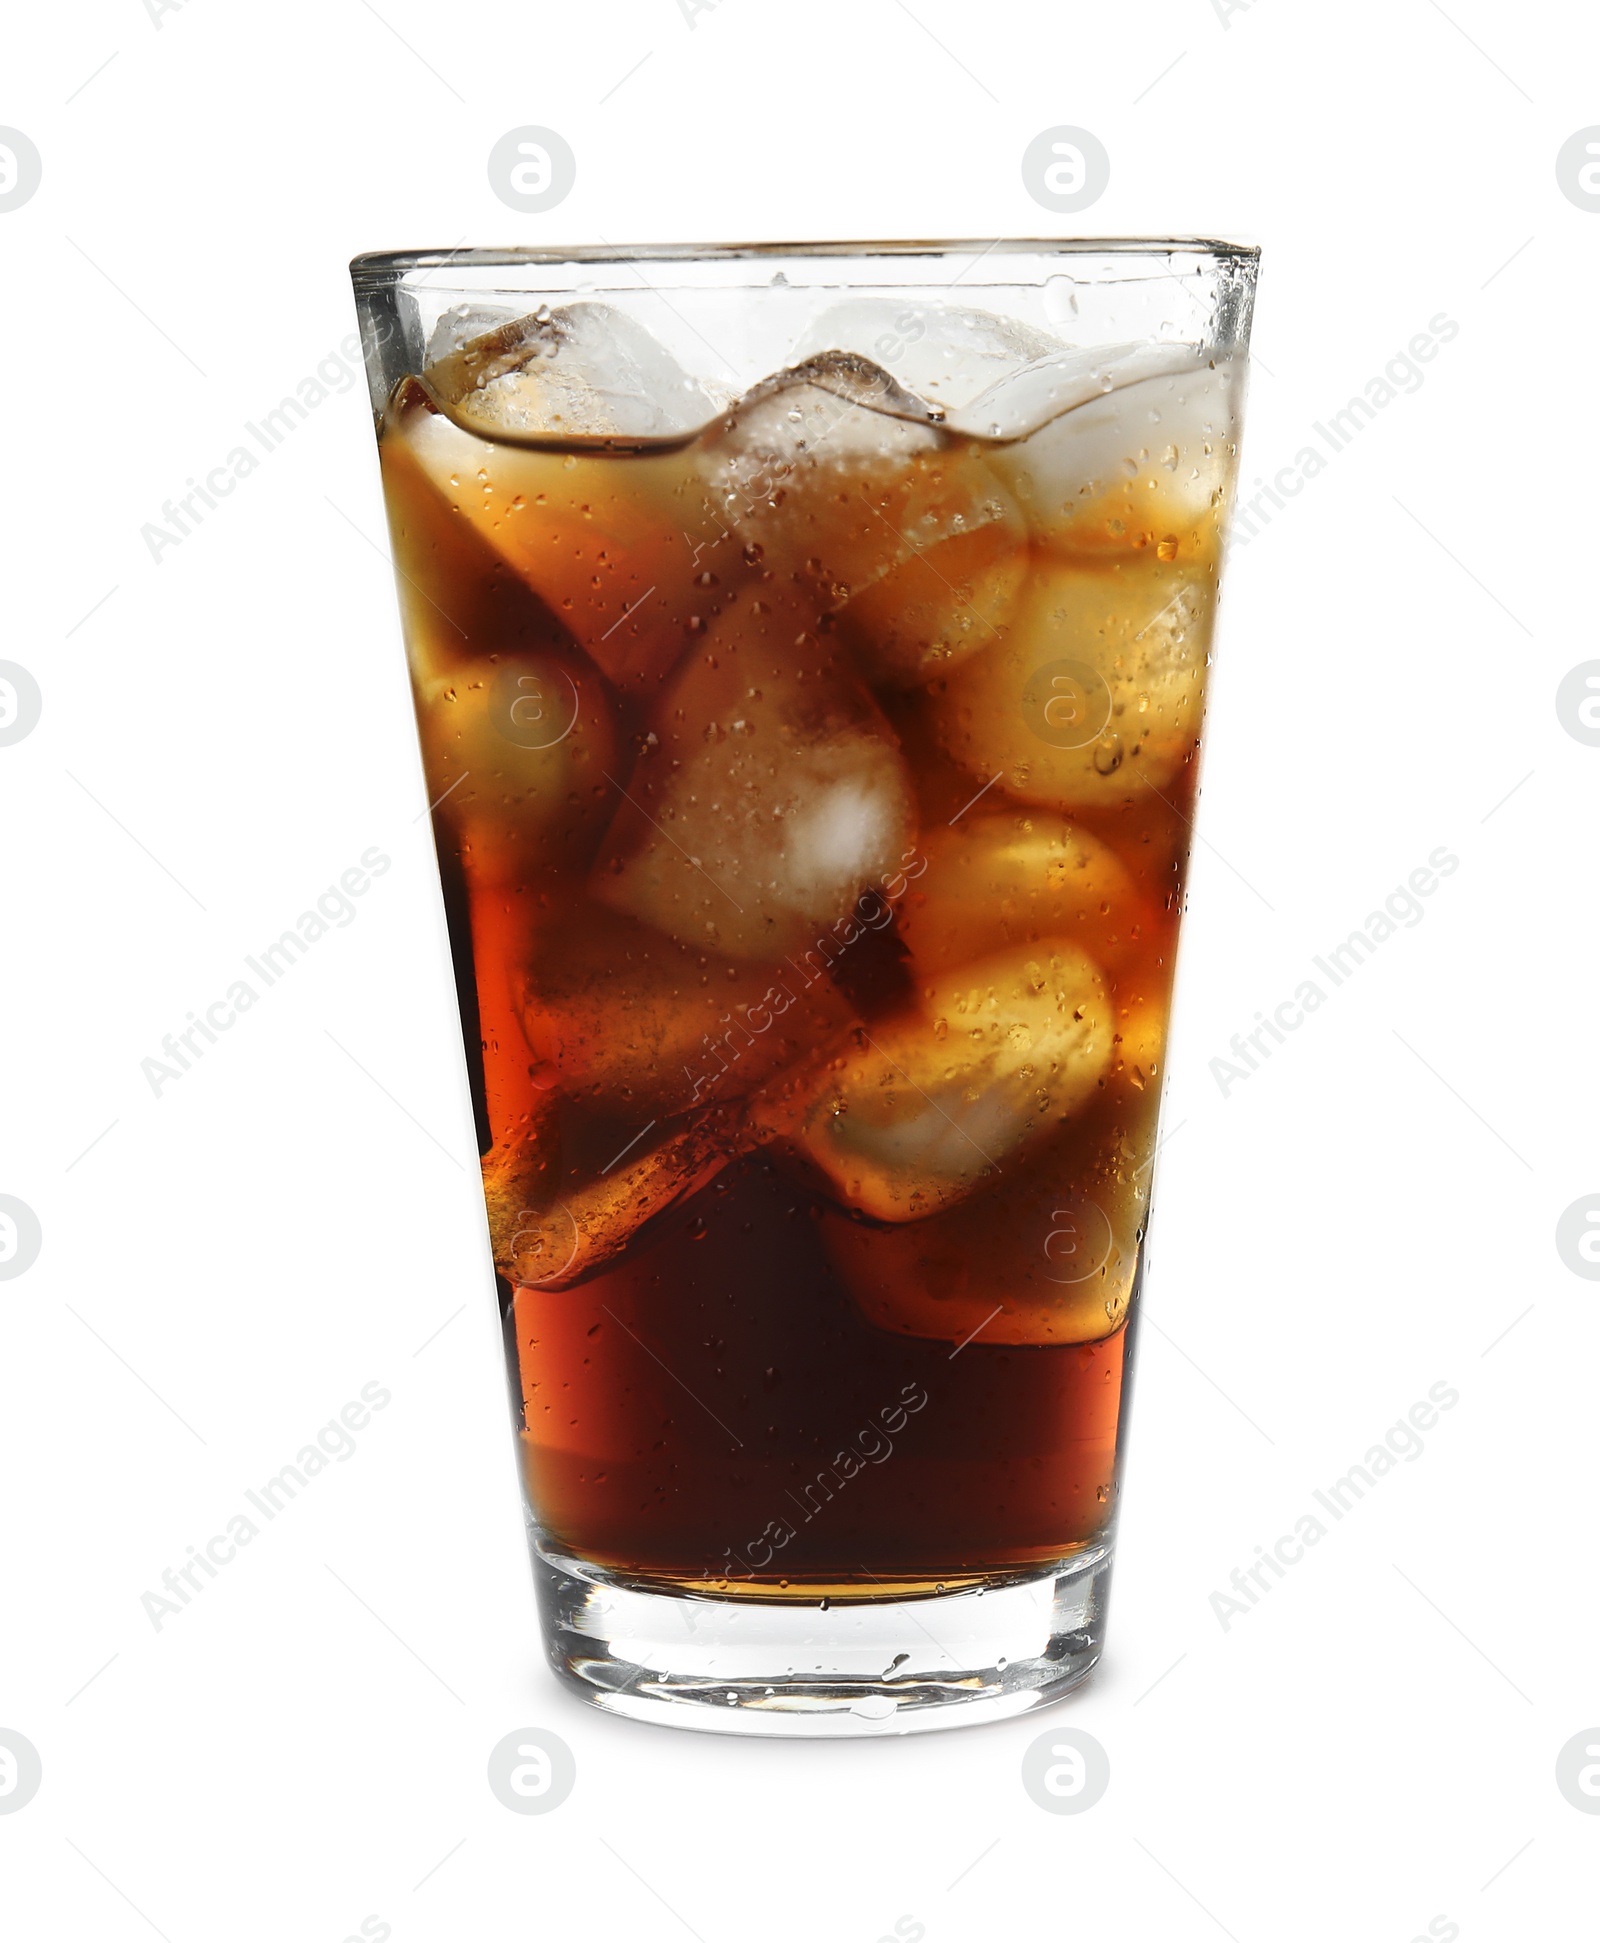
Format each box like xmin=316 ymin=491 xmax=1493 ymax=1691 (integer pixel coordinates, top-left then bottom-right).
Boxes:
xmin=355 ymin=243 xmax=1257 ymax=1733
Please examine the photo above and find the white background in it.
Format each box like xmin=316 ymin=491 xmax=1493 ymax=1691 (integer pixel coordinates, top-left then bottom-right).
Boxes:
xmin=2 ymin=1 xmax=1595 ymax=1938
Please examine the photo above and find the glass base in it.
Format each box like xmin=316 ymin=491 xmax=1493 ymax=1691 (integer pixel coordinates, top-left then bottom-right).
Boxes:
xmin=533 ymin=1536 xmax=1113 ymax=1737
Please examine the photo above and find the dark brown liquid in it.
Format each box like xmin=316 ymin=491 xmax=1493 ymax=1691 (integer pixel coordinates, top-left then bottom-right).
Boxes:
xmin=377 ymin=324 xmax=1235 ymax=1594
xmin=511 ymin=1157 xmax=1132 ymax=1589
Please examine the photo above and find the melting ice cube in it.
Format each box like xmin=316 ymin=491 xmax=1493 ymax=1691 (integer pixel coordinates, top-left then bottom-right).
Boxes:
xmin=929 ymin=560 xmax=1214 ymax=810
xmin=701 ymin=352 xmax=1018 ymax=610
xmin=821 ymin=1128 xmax=1146 ymax=1347
xmin=424 ymin=302 xmax=520 ymax=367
xmin=519 ymin=903 xmax=852 ymax=1117
xmin=790 ymin=299 xmax=1067 ymax=413
xmin=590 ymin=580 xmax=918 ymax=960
xmin=388 ymin=375 xmax=729 ymax=695
xmin=415 ymin=642 xmax=618 ymax=892
xmin=427 ymin=301 xmax=724 ymax=440
xmin=781 ymin=940 xmax=1113 ymax=1222
xmin=969 ymin=346 xmax=1244 ymax=545
xmin=482 ymin=1115 xmax=730 ymax=1291
xmin=896 ymin=811 xmax=1154 ymax=974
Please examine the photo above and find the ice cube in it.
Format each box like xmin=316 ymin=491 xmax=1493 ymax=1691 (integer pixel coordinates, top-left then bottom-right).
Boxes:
xmin=943 ymin=340 xmax=1180 ymax=440
xmin=519 ymin=903 xmax=852 ymax=1116
xmin=821 ymin=1126 xmax=1146 ymax=1346
xmin=590 ymin=581 xmax=919 ymax=960
xmin=774 ymin=940 xmax=1113 ymax=1222
xmin=427 ymin=301 xmax=724 ymax=441
xmin=482 ymin=1116 xmax=729 ymax=1290
xmin=968 ymin=347 xmax=1244 ymax=550
xmin=425 ymin=302 xmax=520 ymax=367
xmin=836 ymin=518 xmax=1025 ymax=689
xmin=388 ymin=371 xmax=733 ymax=697
xmin=415 ymin=639 xmax=618 ymax=891
xmin=379 ymin=424 xmax=577 ymax=681
xmin=896 ymin=810 xmax=1155 ymax=974
xmin=700 ymin=353 xmax=1020 ymax=609
xmin=929 ymin=558 xmax=1214 ymax=810
xmin=790 ymin=300 xmax=1067 ymax=413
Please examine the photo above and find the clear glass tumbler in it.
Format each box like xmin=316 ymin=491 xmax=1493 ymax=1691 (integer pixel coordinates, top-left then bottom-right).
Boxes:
xmin=350 ymin=239 xmax=1258 ymax=1735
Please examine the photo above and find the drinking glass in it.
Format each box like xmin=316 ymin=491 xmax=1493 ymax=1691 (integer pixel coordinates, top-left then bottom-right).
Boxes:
xmin=351 ymin=238 xmax=1258 ymax=1735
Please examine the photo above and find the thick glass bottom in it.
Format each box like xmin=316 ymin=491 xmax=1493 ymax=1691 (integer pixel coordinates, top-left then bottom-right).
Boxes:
xmin=533 ymin=1534 xmax=1114 ymax=1737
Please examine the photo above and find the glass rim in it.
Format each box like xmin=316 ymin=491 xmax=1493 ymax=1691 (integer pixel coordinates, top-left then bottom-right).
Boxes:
xmin=350 ymin=236 xmax=1259 ymax=286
